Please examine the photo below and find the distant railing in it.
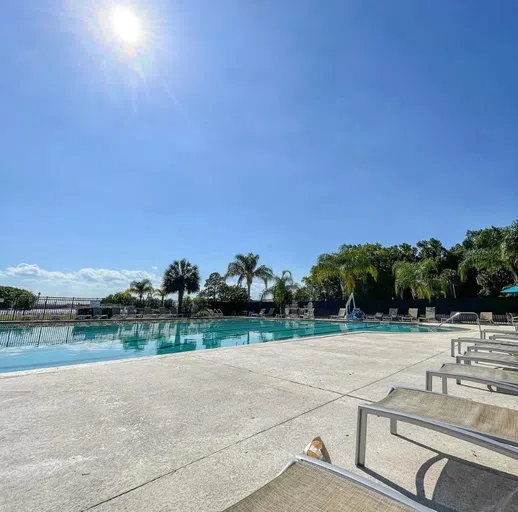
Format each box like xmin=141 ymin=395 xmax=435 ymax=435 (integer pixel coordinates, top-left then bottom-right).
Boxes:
xmin=0 ymin=296 xmax=103 ymax=322
xmin=439 ymin=311 xmax=481 ymax=333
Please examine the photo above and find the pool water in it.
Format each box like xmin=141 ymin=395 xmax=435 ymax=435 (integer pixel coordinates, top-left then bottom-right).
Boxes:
xmin=0 ymin=319 xmax=454 ymax=373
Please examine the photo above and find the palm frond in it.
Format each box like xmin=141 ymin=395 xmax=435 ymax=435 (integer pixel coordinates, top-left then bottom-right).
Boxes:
xmin=459 ymin=248 xmax=502 ymax=281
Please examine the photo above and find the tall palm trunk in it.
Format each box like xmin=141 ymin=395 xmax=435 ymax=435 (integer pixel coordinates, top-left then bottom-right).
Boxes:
xmin=339 ymin=279 xmax=345 ymax=300
xmin=178 ymin=289 xmax=184 ymax=314
xmin=246 ymin=278 xmax=252 ymax=300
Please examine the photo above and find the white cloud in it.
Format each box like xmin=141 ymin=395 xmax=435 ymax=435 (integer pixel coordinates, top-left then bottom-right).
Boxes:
xmin=0 ymin=263 xmax=160 ymax=297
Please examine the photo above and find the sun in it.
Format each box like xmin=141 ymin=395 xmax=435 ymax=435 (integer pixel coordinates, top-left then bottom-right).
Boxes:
xmin=110 ymin=6 xmax=142 ymax=45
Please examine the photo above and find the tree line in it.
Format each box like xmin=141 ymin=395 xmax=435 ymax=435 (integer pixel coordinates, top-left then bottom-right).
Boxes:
xmin=122 ymin=220 xmax=517 ymax=314
xmin=300 ymin=220 xmax=518 ymax=302
xmin=2 ymin=220 xmax=517 ymax=315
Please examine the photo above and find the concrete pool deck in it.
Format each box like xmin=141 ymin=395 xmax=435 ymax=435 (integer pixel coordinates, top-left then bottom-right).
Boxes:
xmin=1 ymin=327 xmax=518 ymax=511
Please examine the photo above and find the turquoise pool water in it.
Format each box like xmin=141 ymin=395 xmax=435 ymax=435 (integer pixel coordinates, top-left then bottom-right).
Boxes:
xmin=0 ymin=319 xmax=455 ymax=373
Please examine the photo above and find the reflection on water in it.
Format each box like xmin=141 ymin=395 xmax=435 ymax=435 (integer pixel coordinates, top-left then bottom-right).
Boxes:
xmin=0 ymin=319 xmax=448 ymax=373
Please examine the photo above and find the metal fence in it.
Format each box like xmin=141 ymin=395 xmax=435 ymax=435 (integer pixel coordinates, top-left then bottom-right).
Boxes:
xmin=213 ymin=298 xmax=518 ymax=325
xmin=0 ymin=296 xmax=103 ymax=322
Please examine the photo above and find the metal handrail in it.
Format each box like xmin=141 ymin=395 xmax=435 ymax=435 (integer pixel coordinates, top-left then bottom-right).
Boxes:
xmin=439 ymin=311 xmax=481 ymax=333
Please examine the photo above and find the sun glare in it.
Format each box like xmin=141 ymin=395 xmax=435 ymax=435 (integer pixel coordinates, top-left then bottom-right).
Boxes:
xmin=110 ymin=6 xmax=142 ymax=45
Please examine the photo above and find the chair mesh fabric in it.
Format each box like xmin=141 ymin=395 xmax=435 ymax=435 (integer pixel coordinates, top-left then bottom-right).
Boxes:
xmin=225 ymin=461 xmax=415 ymax=511
xmin=440 ymin=363 xmax=518 ymax=385
xmin=462 ymin=353 xmax=518 ymax=364
xmin=471 ymin=343 xmax=518 ymax=353
xmin=376 ymin=388 xmax=518 ymax=441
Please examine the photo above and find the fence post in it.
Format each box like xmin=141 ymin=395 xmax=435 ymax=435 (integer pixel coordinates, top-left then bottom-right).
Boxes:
xmin=11 ymin=297 xmax=17 ymax=321
xmin=70 ymin=298 xmax=75 ymax=320
xmin=43 ymin=297 xmax=48 ymax=320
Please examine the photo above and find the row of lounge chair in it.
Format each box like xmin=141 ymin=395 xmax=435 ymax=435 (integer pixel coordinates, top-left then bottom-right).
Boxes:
xmin=78 ymin=307 xmax=227 ymax=321
xmin=284 ymin=305 xmax=315 ymax=319
xmin=206 ymin=308 xmax=224 ymax=317
xmin=331 ymin=307 xmax=423 ymax=322
xmin=249 ymin=307 xmax=315 ymax=319
xmin=225 ymin=328 xmax=518 ymax=511
xmin=76 ymin=307 xmax=182 ymax=321
xmin=331 ymin=307 xmax=518 ymax=324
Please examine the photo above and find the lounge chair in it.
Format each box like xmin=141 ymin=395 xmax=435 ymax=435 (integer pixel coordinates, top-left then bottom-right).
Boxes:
xmin=383 ymin=308 xmax=399 ymax=321
xmin=419 ymin=307 xmax=436 ymax=323
xmin=356 ymin=386 xmax=518 ymax=467
xmin=126 ymin=307 xmax=137 ymax=319
xmin=303 ymin=308 xmax=315 ymax=320
xmin=92 ymin=308 xmax=107 ymax=320
xmin=490 ymin=332 xmax=518 ymax=341
xmin=480 ymin=312 xmax=495 ymax=324
xmin=266 ymin=308 xmax=275 ymax=317
xmin=401 ymin=308 xmax=419 ymax=322
xmin=365 ymin=312 xmax=383 ymax=321
xmin=225 ymin=454 xmax=433 ymax=511
xmin=289 ymin=306 xmax=300 ymax=318
xmin=157 ymin=308 xmax=173 ymax=319
xmin=284 ymin=306 xmax=299 ymax=319
xmin=507 ymin=313 xmax=518 ymax=325
xmin=215 ymin=309 xmax=224 ymax=317
xmin=170 ymin=305 xmax=182 ymax=318
xmin=466 ymin=343 xmax=518 ymax=356
xmin=329 ymin=308 xmax=346 ymax=320
xmin=482 ymin=327 xmax=518 ymax=339
xmin=141 ymin=307 xmax=153 ymax=319
xmin=426 ymin=363 xmax=518 ymax=396
xmin=450 ymin=336 xmax=518 ymax=357
xmin=456 ymin=351 xmax=518 ymax=369
xmin=251 ymin=309 xmax=266 ymax=317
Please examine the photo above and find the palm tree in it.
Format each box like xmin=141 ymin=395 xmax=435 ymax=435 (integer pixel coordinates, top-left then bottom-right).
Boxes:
xmin=440 ymin=268 xmax=459 ymax=298
xmin=162 ymin=259 xmax=201 ymax=314
xmin=261 ymin=270 xmax=298 ymax=313
xmin=393 ymin=260 xmax=447 ymax=300
xmin=225 ymin=253 xmax=273 ymax=300
xmin=502 ymin=220 xmax=518 ymax=283
xmin=312 ymin=245 xmax=378 ymax=299
xmin=459 ymin=221 xmax=518 ymax=286
xmin=127 ymin=279 xmax=154 ymax=305
xmin=153 ymin=288 xmax=168 ymax=306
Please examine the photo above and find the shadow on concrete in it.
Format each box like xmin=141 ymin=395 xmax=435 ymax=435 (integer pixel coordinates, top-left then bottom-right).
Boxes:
xmin=360 ymin=435 xmax=518 ymax=511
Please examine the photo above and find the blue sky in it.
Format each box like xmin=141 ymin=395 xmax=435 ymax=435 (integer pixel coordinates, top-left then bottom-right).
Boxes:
xmin=1 ymin=0 xmax=517 ymax=297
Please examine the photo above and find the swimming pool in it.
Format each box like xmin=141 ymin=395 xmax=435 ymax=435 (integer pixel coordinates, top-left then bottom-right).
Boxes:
xmin=0 ymin=319 xmax=455 ymax=373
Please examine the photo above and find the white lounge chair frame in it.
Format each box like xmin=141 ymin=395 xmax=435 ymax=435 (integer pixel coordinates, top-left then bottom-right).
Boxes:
xmin=455 ymin=352 xmax=518 ymax=368
xmin=490 ymin=333 xmax=518 ymax=341
xmin=425 ymin=363 xmax=518 ymax=395
xmin=355 ymin=386 xmax=518 ymax=467
xmin=482 ymin=328 xmax=518 ymax=339
xmin=450 ymin=336 xmax=518 ymax=357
